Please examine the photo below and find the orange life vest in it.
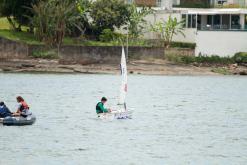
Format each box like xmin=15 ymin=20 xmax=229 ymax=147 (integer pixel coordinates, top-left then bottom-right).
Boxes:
xmin=20 ymin=101 xmax=29 ymax=111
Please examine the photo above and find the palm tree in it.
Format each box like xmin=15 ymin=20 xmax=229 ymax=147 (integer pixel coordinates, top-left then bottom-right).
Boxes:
xmin=151 ymin=15 xmax=185 ymax=48
xmin=30 ymin=0 xmax=83 ymax=53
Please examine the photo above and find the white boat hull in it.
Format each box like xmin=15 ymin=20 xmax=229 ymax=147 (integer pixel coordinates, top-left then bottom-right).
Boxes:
xmin=98 ymin=111 xmax=132 ymax=120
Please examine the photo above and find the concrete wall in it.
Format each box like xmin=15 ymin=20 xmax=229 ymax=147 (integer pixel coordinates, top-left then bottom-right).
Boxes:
xmin=195 ymin=31 xmax=247 ymax=56
xmin=59 ymin=46 xmax=165 ymax=64
xmin=0 ymin=37 xmax=195 ymax=64
xmin=165 ymin=47 xmax=194 ymax=56
xmin=172 ymin=28 xmax=196 ymax=43
xmin=0 ymin=37 xmax=29 ymax=60
xmin=0 ymin=37 xmax=166 ymax=64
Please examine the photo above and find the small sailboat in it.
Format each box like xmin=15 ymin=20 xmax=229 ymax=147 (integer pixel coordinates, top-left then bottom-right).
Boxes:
xmin=98 ymin=47 xmax=132 ymax=120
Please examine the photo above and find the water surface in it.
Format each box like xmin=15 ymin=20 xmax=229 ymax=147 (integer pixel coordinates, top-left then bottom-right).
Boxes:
xmin=0 ymin=73 xmax=247 ymax=164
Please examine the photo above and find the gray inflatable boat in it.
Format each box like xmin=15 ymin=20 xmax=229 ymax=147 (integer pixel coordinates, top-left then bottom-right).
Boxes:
xmin=1 ymin=115 xmax=36 ymax=126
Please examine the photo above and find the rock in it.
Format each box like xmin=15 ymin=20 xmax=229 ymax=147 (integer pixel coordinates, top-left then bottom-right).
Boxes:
xmin=2 ymin=68 xmax=13 ymax=72
xmin=239 ymin=71 xmax=247 ymax=75
xmin=21 ymin=64 xmax=35 ymax=67
xmin=229 ymin=63 xmax=238 ymax=69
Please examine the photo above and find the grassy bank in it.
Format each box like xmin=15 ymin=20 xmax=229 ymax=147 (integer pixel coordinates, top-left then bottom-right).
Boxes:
xmin=0 ymin=17 xmax=10 ymax=30
xmin=0 ymin=29 xmax=151 ymax=46
xmin=0 ymin=29 xmax=43 ymax=45
xmin=0 ymin=17 xmax=195 ymax=48
xmin=0 ymin=28 xmax=196 ymax=48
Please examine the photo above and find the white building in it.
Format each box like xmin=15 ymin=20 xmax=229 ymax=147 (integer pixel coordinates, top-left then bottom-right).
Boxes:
xmin=142 ymin=0 xmax=247 ymax=56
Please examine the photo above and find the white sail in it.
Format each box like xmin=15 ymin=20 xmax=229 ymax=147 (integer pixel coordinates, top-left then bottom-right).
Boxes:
xmin=118 ymin=47 xmax=127 ymax=107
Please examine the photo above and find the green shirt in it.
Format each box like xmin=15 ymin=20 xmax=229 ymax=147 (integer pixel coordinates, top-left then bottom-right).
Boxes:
xmin=96 ymin=102 xmax=108 ymax=114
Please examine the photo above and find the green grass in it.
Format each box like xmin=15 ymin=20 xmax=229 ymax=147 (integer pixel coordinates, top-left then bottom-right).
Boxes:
xmin=0 ymin=29 xmax=42 ymax=45
xmin=0 ymin=17 xmax=41 ymax=44
xmin=63 ymin=38 xmax=122 ymax=46
xmin=31 ymin=49 xmax=59 ymax=59
xmin=0 ymin=17 xmax=10 ymax=30
xmin=63 ymin=37 xmax=153 ymax=47
xmin=0 ymin=29 xmax=150 ymax=46
xmin=211 ymin=68 xmax=232 ymax=75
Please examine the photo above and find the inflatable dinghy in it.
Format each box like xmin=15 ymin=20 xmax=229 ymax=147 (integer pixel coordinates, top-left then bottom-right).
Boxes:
xmin=0 ymin=115 xmax=36 ymax=126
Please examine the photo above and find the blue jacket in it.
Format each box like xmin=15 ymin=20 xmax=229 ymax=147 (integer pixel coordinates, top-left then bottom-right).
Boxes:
xmin=0 ymin=105 xmax=12 ymax=118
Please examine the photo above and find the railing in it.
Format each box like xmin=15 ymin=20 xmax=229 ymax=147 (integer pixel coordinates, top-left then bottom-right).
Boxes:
xmin=198 ymin=24 xmax=245 ymax=31
xmin=173 ymin=1 xmax=247 ymax=8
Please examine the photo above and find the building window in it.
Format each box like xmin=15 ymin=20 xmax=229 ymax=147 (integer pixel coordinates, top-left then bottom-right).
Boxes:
xmin=245 ymin=15 xmax=247 ymax=29
xmin=213 ymin=15 xmax=221 ymax=29
xmin=207 ymin=15 xmax=212 ymax=26
xmin=192 ymin=14 xmax=196 ymax=28
xmin=188 ymin=14 xmax=192 ymax=28
xmin=231 ymin=15 xmax=240 ymax=29
xmin=187 ymin=14 xmax=197 ymax=28
xmin=182 ymin=14 xmax=186 ymax=28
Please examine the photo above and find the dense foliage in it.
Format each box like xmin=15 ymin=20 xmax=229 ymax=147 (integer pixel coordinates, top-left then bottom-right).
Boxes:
xmin=30 ymin=0 xmax=83 ymax=48
xmin=0 ymin=0 xmax=38 ymax=31
xmin=0 ymin=0 xmax=153 ymax=46
xmin=126 ymin=5 xmax=152 ymax=38
xmin=233 ymin=52 xmax=247 ymax=64
xmin=90 ymin=0 xmax=130 ymax=37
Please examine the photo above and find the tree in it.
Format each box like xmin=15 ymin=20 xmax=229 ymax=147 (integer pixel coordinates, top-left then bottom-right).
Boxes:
xmin=126 ymin=5 xmax=152 ymax=38
xmin=151 ymin=15 xmax=185 ymax=48
xmin=0 ymin=0 xmax=38 ymax=31
xmin=90 ymin=0 xmax=130 ymax=37
xmin=66 ymin=0 xmax=91 ymax=37
xmin=30 ymin=0 xmax=84 ymax=51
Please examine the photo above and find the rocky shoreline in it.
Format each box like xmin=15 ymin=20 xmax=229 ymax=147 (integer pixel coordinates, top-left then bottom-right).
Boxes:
xmin=0 ymin=59 xmax=246 ymax=75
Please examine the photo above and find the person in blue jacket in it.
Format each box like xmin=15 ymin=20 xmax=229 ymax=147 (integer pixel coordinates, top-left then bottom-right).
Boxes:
xmin=0 ymin=102 xmax=12 ymax=118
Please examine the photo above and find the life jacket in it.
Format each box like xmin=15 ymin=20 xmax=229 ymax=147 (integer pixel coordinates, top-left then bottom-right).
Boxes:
xmin=96 ymin=102 xmax=103 ymax=114
xmin=20 ymin=101 xmax=29 ymax=112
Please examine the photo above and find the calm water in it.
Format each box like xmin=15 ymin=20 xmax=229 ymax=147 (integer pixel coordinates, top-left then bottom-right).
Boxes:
xmin=0 ymin=73 xmax=247 ymax=165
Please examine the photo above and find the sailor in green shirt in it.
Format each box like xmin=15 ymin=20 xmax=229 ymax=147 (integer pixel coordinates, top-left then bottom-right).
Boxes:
xmin=96 ymin=97 xmax=111 ymax=114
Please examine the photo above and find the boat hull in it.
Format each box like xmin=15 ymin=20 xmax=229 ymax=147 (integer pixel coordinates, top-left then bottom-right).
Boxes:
xmin=98 ymin=111 xmax=132 ymax=120
xmin=1 ymin=115 xmax=36 ymax=126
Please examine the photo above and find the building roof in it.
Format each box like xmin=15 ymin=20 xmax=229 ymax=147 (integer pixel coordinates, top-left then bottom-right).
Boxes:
xmin=174 ymin=8 xmax=247 ymax=15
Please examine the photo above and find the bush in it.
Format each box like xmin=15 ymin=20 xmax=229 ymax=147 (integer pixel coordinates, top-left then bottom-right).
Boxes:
xmin=170 ymin=42 xmax=196 ymax=49
xmin=212 ymin=68 xmax=231 ymax=75
xmin=31 ymin=49 xmax=58 ymax=59
xmin=99 ymin=29 xmax=115 ymax=42
xmin=195 ymin=55 xmax=234 ymax=64
xmin=233 ymin=52 xmax=247 ymax=63
xmin=166 ymin=54 xmax=234 ymax=65
xmin=181 ymin=56 xmax=196 ymax=64
xmin=99 ymin=29 xmax=126 ymax=43
xmin=166 ymin=54 xmax=183 ymax=63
